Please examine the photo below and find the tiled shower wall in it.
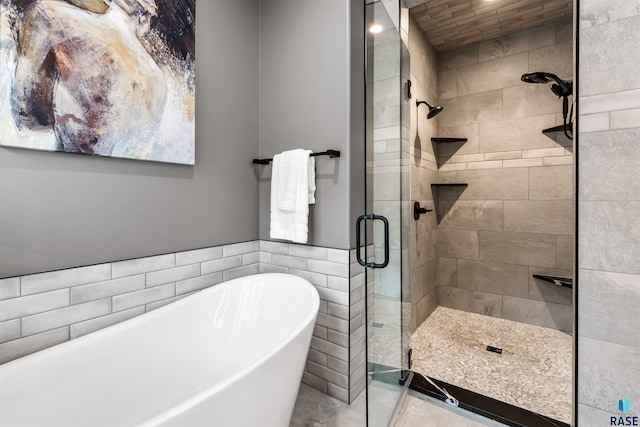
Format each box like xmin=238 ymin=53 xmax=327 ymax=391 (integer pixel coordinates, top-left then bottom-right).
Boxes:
xmin=407 ymin=14 xmax=440 ymax=332
xmin=432 ymin=20 xmax=574 ymax=332
xmin=577 ymin=2 xmax=640 ymax=424
xmin=0 ymin=240 xmax=365 ymax=404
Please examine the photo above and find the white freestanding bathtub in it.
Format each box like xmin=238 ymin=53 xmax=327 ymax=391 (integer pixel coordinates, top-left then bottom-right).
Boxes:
xmin=0 ymin=273 xmax=319 ymax=427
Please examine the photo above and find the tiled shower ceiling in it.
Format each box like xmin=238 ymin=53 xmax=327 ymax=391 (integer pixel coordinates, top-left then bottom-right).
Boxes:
xmin=407 ymin=0 xmax=572 ymax=52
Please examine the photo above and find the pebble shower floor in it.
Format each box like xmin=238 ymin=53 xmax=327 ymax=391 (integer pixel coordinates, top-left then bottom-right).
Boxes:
xmin=410 ymin=306 xmax=572 ymax=424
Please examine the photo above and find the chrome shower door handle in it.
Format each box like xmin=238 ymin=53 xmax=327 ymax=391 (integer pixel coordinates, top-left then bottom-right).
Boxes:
xmin=355 ymin=214 xmax=390 ymax=269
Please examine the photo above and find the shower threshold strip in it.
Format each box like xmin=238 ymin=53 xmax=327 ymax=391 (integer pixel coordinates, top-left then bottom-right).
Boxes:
xmin=409 ymin=373 xmax=570 ymax=427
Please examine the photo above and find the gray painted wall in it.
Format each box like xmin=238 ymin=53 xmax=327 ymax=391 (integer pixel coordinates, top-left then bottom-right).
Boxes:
xmin=258 ymin=0 xmax=356 ymax=250
xmin=350 ymin=0 xmax=366 ymax=249
xmin=0 ymin=1 xmax=260 ymax=278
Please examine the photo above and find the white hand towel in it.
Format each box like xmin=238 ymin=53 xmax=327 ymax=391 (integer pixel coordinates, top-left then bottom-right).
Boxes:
xmin=308 ymin=156 xmax=316 ymax=205
xmin=270 ymin=149 xmax=314 ymax=243
xmin=275 ymin=150 xmax=302 ymax=212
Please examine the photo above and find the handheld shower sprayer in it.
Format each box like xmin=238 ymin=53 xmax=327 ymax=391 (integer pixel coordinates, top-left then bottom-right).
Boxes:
xmin=521 ymin=72 xmax=573 ymax=139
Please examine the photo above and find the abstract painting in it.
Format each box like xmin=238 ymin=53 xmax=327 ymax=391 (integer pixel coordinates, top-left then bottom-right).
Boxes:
xmin=0 ymin=0 xmax=195 ymax=165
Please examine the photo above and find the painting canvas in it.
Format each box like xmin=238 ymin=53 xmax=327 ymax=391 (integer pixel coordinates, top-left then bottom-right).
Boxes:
xmin=0 ymin=0 xmax=195 ymax=165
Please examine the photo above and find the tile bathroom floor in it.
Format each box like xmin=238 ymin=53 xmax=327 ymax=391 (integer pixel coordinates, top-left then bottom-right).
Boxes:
xmin=411 ymin=306 xmax=572 ymax=424
xmin=290 ymin=382 xmax=507 ymax=427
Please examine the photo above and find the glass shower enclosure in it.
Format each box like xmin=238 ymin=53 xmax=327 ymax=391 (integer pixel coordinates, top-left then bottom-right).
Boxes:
xmin=360 ymin=0 xmax=411 ymax=425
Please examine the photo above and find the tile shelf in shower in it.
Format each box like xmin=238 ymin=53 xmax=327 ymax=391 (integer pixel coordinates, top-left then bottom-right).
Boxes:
xmin=541 ymin=123 xmax=573 ymax=148
xmin=542 ymin=123 xmax=573 ymax=135
xmin=431 ymin=183 xmax=468 ymax=187
xmin=431 ymin=137 xmax=468 ymax=143
xmin=532 ymin=274 xmax=573 ymax=289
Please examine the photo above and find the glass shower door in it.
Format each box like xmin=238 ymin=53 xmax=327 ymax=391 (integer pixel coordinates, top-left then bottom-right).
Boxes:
xmin=361 ymin=1 xmax=410 ymax=426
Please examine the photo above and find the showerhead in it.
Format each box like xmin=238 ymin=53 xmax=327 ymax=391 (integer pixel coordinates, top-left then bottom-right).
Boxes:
xmin=521 ymin=71 xmax=574 ymax=140
xmin=521 ymin=72 xmax=554 ymax=84
xmin=427 ymin=105 xmax=443 ymax=119
xmin=521 ymin=71 xmax=572 ymax=97
xmin=416 ymin=100 xmax=443 ymax=119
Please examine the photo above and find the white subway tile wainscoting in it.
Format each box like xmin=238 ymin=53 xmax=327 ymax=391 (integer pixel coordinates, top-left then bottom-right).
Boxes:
xmin=0 ymin=240 xmax=367 ymax=404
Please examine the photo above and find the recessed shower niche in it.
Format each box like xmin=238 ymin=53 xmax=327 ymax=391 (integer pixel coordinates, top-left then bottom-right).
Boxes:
xmin=430 ymin=183 xmax=468 ymax=225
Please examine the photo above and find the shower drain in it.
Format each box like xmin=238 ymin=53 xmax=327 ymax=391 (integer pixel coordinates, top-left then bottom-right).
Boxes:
xmin=486 ymin=345 xmax=503 ymax=354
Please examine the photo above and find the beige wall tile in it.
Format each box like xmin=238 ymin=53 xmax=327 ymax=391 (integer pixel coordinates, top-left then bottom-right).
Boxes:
xmin=410 ymin=265 xmax=427 ymax=303
xmin=542 ymin=156 xmax=573 ymax=166
xmin=503 ymin=158 xmax=543 ymax=168
xmin=439 ymin=89 xmax=503 ymax=127
xmin=458 ymin=52 xmax=528 ymax=96
xmin=438 ymin=286 xmax=503 ymax=318
xmin=438 ymin=43 xmax=479 ymax=70
xmin=529 ymin=165 xmax=574 ymax=200
xmin=437 ymin=123 xmax=480 ymax=156
xmin=458 ymin=168 xmax=529 ymax=200
xmin=435 ymin=229 xmax=479 ymax=259
xmin=415 ymin=287 xmax=438 ymax=327
xmin=479 ymin=231 xmax=557 ymax=268
xmin=478 ymin=23 xmax=556 ymax=61
xmin=478 ymin=114 xmax=557 ymax=152
xmin=436 ymin=200 xmax=503 ymax=231
xmin=504 ymin=201 xmax=573 ymax=234
xmin=409 ymin=15 xmax=438 ymax=90
xmin=555 ymin=18 xmax=573 ymax=43
xmin=522 ymin=147 xmax=566 ymax=158
xmin=503 ymin=84 xmax=563 ymax=119
xmin=556 ymin=235 xmax=574 ymax=270
xmin=503 ymin=296 xmax=572 ymax=331
xmin=457 ymin=259 xmax=529 ymax=298
xmin=485 ymin=150 xmax=522 ymax=161
xmin=439 ymin=163 xmax=467 ymax=171
xmin=438 ymin=257 xmax=458 ymax=287
xmin=439 ymin=68 xmax=458 ymax=100
xmin=451 ymin=154 xmax=485 ymax=163
xmin=528 ymin=41 xmax=573 ymax=81
xmin=466 ymin=160 xmax=502 ymax=170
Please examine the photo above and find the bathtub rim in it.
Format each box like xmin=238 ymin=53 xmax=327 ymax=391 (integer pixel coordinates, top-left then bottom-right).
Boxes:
xmin=0 ymin=272 xmax=320 ymax=426
xmin=139 ymin=272 xmax=321 ymax=425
